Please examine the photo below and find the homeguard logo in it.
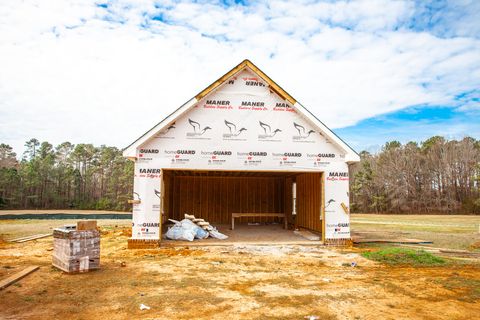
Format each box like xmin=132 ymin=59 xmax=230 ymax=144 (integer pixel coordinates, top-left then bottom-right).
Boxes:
xmin=138 ymin=148 xmax=158 ymax=160
xmin=201 ymin=150 xmax=232 ymax=156
xmin=187 ymin=118 xmax=212 ymax=138
xmin=258 ymin=121 xmax=281 ymax=140
xmin=164 ymin=150 xmax=196 ymax=155
xmin=223 ymin=120 xmax=247 ymax=138
xmin=307 ymin=153 xmax=336 ymax=158
xmin=283 ymin=152 xmax=302 ymax=157
xmin=293 ymin=122 xmax=315 ymax=141
xmin=139 ymin=149 xmax=159 ymax=154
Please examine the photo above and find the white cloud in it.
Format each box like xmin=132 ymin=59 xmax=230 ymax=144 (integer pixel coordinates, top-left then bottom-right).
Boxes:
xmin=0 ymin=0 xmax=479 ymax=154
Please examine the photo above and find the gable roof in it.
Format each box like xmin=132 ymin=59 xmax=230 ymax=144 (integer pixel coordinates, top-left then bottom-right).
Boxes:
xmin=123 ymin=59 xmax=360 ymax=163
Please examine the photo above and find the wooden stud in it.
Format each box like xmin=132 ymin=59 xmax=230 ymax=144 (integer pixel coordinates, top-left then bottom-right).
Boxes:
xmin=159 ymin=169 xmax=165 ymax=243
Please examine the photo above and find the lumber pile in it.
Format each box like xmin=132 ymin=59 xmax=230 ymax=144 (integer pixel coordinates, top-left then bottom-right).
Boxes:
xmin=52 ymin=221 xmax=100 ymax=273
xmin=184 ymin=214 xmax=228 ymax=240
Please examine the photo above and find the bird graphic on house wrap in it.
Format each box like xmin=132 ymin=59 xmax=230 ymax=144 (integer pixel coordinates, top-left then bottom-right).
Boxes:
xmin=188 ymin=118 xmax=211 ymax=135
xmin=259 ymin=121 xmax=281 ymax=137
xmin=224 ymin=120 xmax=247 ymax=136
xmin=293 ymin=122 xmax=315 ymax=138
xmin=325 ymin=199 xmax=336 ymax=208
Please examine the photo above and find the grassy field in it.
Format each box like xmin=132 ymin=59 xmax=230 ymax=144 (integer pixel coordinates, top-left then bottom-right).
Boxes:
xmin=351 ymin=214 xmax=480 ymax=251
xmin=0 ymin=214 xmax=479 ymax=319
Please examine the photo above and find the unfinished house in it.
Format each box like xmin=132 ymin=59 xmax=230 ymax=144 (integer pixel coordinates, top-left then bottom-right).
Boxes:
xmin=123 ymin=59 xmax=359 ymax=247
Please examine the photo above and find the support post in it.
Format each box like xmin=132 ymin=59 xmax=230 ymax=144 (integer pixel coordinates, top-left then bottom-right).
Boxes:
xmin=321 ymin=172 xmax=326 ymax=243
xmin=159 ymin=169 xmax=164 ymax=244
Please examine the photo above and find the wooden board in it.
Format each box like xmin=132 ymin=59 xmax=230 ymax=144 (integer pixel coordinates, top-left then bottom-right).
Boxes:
xmin=0 ymin=266 xmax=39 ymax=290
xmin=10 ymin=233 xmax=51 ymax=243
xmin=77 ymin=220 xmax=97 ymax=231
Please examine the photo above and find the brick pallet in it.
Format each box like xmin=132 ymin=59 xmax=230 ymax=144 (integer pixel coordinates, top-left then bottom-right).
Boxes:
xmin=52 ymin=228 xmax=100 ymax=273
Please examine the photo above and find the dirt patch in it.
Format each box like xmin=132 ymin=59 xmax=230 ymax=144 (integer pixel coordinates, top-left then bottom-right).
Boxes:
xmin=1 ymin=219 xmax=480 ymax=319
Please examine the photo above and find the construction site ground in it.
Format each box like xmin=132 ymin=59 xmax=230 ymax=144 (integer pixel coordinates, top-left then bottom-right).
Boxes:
xmin=1 ymin=214 xmax=479 ymax=320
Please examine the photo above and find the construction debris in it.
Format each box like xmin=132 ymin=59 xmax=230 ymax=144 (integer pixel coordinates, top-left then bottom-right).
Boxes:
xmin=139 ymin=304 xmax=151 ymax=310
xmin=165 ymin=214 xmax=228 ymax=241
xmin=52 ymin=223 xmax=100 ymax=273
xmin=9 ymin=234 xmax=52 ymax=243
xmin=77 ymin=220 xmax=97 ymax=231
xmin=0 ymin=266 xmax=39 ymax=290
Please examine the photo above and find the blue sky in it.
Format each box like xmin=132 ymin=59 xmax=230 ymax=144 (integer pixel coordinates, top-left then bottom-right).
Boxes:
xmin=0 ymin=0 xmax=479 ymax=154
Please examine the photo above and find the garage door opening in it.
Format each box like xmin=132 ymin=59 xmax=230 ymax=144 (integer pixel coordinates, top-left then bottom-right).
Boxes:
xmin=161 ymin=170 xmax=324 ymax=244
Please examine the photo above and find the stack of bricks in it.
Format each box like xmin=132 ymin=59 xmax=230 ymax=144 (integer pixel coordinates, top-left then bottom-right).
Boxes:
xmin=52 ymin=221 xmax=100 ymax=273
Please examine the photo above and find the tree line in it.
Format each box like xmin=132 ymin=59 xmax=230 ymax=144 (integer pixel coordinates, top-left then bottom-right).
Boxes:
xmin=350 ymin=136 xmax=480 ymax=214
xmin=0 ymin=139 xmax=133 ymax=211
xmin=1 ymin=136 xmax=479 ymax=213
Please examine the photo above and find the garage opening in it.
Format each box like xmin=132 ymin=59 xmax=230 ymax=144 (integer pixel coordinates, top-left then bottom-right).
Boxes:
xmin=161 ymin=170 xmax=324 ymax=243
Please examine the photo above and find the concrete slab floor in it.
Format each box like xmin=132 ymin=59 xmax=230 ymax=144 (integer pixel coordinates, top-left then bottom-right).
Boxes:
xmin=162 ymin=223 xmax=323 ymax=246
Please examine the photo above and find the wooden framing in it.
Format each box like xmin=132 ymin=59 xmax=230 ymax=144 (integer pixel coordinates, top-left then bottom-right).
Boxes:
xmin=160 ymin=169 xmax=325 ymax=241
xmin=159 ymin=169 xmax=165 ymax=243
xmin=321 ymin=172 xmax=326 ymax=243
xmin=231 ymin=213 xmax=287 ymax=230
xmin=295 ymin=172 xmax=323 ymax=233
xmin=195 ymin=59 xmax=297 ymax=105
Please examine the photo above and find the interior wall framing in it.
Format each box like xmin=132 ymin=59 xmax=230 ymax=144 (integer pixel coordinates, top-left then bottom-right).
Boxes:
xmin=161 ymin=170 xmax=324 ymax=233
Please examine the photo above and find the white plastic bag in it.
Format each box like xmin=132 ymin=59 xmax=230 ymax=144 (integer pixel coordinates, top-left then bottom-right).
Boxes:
xmin=180 ymin=219 xmax=209 ymax=239
xmin=209 ymin=229 xmax=228 ymax=240
xmin=165 ymin=224 xmax=195 ymax=241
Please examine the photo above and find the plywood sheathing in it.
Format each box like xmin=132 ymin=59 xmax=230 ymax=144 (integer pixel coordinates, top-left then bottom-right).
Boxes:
xmin=295 ymin=172 xmax=323 ymax=233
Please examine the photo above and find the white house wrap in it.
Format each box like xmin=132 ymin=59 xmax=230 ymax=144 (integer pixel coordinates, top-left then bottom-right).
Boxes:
xmin=123 ymin=60 xmax=359 ymax=246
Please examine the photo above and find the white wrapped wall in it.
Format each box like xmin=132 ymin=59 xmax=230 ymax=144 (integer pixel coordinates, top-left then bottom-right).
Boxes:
xmin=131 ymin=69 xmax=352 ymax=240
